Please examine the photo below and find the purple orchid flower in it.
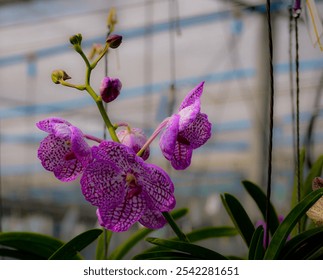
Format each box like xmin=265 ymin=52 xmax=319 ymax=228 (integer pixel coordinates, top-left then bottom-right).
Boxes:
xmin=36 ymin=117 xmax=92 ymax=182
xmin=81 ymin=141 xmax=176 ymax=232
xmin=159 ymin=81 xmax=212 ymax=170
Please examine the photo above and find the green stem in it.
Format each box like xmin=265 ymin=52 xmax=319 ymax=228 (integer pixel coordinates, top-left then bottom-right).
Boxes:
xmin=60 ymin=80 xmax=86 ymax=90
xmin=85 ymin=85 xmax=119 ymax=142
xmin=91 ymin=43 xmax=110 ymax=69
xmin=162 ymin=212 xmax=190 ymax=243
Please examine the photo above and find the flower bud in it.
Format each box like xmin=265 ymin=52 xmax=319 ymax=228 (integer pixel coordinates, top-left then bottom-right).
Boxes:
xmin=69 ymin=33 xmax=83 ymax=46
xmin=100 ymin=77 xmax=122 ymax=103
xmin=51 ymin=70 xmax=71 ymax=84
xmin=117 ymin=128 xmax=150 ymax=160
xmin=106 ymin=34 xmax=122 ymax=49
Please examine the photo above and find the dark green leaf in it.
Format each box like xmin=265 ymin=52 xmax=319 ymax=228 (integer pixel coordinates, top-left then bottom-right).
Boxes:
xmin=248 ymin=226 xmax=264 ymax=260
xmin=242 ymin=180 xmax=280 ymax=235
xmin=0 ymin=232 xmax=64 ymax=259
xmin=264 ymin=188 xmax=323 ymax=259
xmin=49 ymin=229 xmax=102 ymax=260
xmin=108 ymin=208 xmax=188 ymax=260
xmin=133 ymin=251 xmax=196 ymax=260
xmin=0 ymin=248 xmax=44 ymax=260
xmin=279 ymin=226 xmax=323 ymax=259
xmin=221 ymin=193 xmax=255 ymax=247
xmin=146 ymin=237 xmax=228 ymax=260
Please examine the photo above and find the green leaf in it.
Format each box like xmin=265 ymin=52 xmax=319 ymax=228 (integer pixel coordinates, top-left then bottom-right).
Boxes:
xmin=221 ymin=193 xmax=255 ymax=247
xmin=0 ymin=248 xmax=44 ymax=260
xmin=133 ymin=251 xmax=196 ymax=260
xmin=95 ymin=229 xmax=113 ymax=260
xmin=108 ymin=208 xmax=188 ymax=260
xmin=0 ymin=232 xmax=64 ymax=259
xmin=279 ymin=226 xmax=323 ymax=259
xmin=145 ymin=237 xmax=228 ymax=260
xmin=248 ymin=226 xmax=264 ymax=260
xmin=49 ymin=229 xmax=103 ymax=260
xmin=143 ymin=226 xmax=238 ymax=254
xmin=242 ymin=180 xmax=280 ymax=235
xmin=264 ymin=188 xmax=323 ymax=259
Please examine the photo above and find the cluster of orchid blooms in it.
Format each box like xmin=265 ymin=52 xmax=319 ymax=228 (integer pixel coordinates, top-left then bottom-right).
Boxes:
xmin=36 ymin=31 xmax=212 ymax=232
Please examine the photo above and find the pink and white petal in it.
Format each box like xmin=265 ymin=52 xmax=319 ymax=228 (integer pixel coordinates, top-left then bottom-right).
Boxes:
xmin=139 ymin=208 xmax=167 ymax=229
xmin=80 ymin=160 xmax=125 ymax=207
xmin=179 ymin=81 xmax=204 ymax=110
xmin=138 ymin=163 xmax=176 ymax=211
xmin=171 ymin=141 xmax=193 ymax=170
xmin=159 ymin=114 xmax=180 ymax=160
xmin=180 ymin=113 xmax=212 ymax=149
xmin=37 ymin=134 xmax=70 ymax=171
xmin=36 ymin=117 xmax=71 ymax=134
xmin=178 ymin=100 xmax=200 ymax=131
xmin=70 ymin=126 xmax=92 ymax=166
xmin=54 ymin=158 xmax=83 ymax=182
xmin=96 ymin=192 xmax=146 ymax=232
xmin=52 ymin=123 xmax=72 ymax=140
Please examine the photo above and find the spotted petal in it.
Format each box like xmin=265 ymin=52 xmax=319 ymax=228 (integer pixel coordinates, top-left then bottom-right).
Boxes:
xmin=159 ymin=114 xmax=180 ymax=160
xmin=96 ymin=191 xmax=146 ymax=232
xmin=54 ymin=158 xmax=84 ymax=182
xmin=81 ymin=160 xmax=125 ymax=208
xmin=179 ymin=81 xmax=204 ymax=110
xmin=37 ymin=134 xmax=70 ymax=172
xmin=179 ymin=113 xmax=212 ymax=149
xmin=93 ymin=141 xmax=143 ymax=171
xmin=138 ymin=163 xmax=176 ymax=211
xmin=139 ymin=208 xmax=167 ymax=229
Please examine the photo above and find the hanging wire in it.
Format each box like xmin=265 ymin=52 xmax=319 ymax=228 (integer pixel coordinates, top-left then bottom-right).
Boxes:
xmin=292 ymin=0 xmax=302 ymax=233
xmin=265 ymin=0 xmax=275 ymax=249
xmin=289 ymin=7 xmax=297 ymax=182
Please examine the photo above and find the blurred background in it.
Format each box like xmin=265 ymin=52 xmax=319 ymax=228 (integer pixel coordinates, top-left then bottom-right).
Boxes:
xmin=0 ymin=0 xmax=322 ymax=257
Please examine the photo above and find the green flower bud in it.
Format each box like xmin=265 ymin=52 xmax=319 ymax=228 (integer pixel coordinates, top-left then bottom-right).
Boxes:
xmin=51 ymin=70 xmax=71 ymax=84
xmin=69 ymin=33 xmax=83 ymax=46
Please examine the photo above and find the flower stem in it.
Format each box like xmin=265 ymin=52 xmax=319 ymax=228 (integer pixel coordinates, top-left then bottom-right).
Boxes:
xmin=162 ymin=212 xmax=190 ymax=243
xmin=137 ymin=118 xmax=169 ymax=157
xmin=84 ymin=134 xmax=103 ymax=143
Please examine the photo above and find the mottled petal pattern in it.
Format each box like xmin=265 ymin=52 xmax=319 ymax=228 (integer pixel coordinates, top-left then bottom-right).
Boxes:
xmin=139 ymin=208 xmax=167 ymax=229
xmin=38 ymin=134 xmax=71 ymax=172
xmin=171 ymin=142 xmax=193 ymax=170
xmin=37 ymin=118 xmax=92 ymax=182
xmin=97 ymin=191 xmax=146 ymax=232
xmin=54 ymin=158 xmax=83 ymax=182
xmin=81 ymin=160 xmax=125 ymax=207
xmin=139 ymin=164 xmax=176 ymax=211
xmin=180 ymin=113 xmax=212 ymax=149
